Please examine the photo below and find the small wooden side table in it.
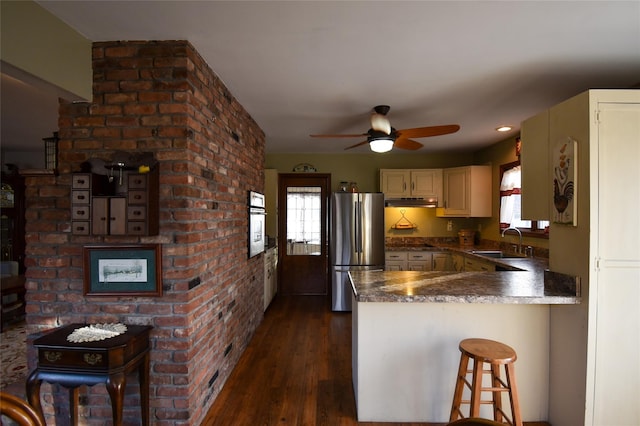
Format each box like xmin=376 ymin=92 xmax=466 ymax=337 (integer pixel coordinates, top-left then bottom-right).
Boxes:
xmin=26 ymin=324 xmax=152 ymax=425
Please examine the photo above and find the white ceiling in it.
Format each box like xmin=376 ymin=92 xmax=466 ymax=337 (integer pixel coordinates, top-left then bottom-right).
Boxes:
xmin=3 ymin=1 xmax=640 ymax=155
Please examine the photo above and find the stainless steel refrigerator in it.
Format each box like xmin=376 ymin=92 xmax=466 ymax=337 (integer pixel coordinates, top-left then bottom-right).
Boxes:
xmin=331 ymin=192 xmax=385 ymax=311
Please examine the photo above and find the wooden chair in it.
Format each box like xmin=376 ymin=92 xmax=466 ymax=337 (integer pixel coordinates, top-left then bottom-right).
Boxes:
xmin=0 ymin=392 xmax=46 ymax=426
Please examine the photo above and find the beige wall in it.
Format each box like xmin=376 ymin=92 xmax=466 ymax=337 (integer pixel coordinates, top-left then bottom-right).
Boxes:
xmin=267 ymin=142 xmax=549 ymax=248
xmin=265 ymin=152 xmax=473 ymax=193
xmin=266 ymin=152 xmax=477 ymax=238
xmin=1 ymin=1 xmax=92 ymax=100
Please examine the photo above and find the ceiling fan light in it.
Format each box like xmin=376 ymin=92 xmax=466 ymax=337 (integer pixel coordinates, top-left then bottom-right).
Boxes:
xmin=369 ymin=138 xmax=394 ymax=153
xmin=371 ymin=113 xmax=391 ymax=135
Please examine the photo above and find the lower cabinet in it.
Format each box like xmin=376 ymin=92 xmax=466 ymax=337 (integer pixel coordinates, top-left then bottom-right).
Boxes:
xmin=386 ymin=251 xmax=454 ymax=271
xmin=432 ymin=253 xmax=452 ymax=271
xmin=385 ymin=252 xmax=408 ymax=271
xmin=385 ymin=251 xmax=505 ymax=272
xmin=463 ymin=256 xmax=496 ymax=272
xmin=451 ymin=253 xmax=465 ymax=272
xmin=407 ymin=252 xmax=432 ymax=271
xmin=264 ymin=247 xmax=278 ymax=311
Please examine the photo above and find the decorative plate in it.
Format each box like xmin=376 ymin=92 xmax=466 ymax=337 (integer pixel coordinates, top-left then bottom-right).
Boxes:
xmin=292 ymin=163 xmax=317 ymax=172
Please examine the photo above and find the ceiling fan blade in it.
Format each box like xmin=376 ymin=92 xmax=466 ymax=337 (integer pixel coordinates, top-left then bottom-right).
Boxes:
xmin=310 ymin=133 xmax=368 ymax=138
xmin=394 ymin=138 xmax=423 ymax=150
xmin=396 ymin=124 xmax=460 ymax=139
xmin=344 ymin=140 xmax=369 ymax=150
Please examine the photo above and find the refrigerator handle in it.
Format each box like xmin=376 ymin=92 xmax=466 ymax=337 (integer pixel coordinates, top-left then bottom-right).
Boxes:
xmin=354 ymin=200 xmax=362 ymax=255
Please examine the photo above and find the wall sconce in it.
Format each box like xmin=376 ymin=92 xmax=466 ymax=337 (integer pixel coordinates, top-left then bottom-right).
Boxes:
xmin=43 ymin=131 xmax=59 ymax=170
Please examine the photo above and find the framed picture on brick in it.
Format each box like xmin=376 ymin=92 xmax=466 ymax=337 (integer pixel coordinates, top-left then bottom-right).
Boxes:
xmin=83 ymin=244 xmax=163 ymax=296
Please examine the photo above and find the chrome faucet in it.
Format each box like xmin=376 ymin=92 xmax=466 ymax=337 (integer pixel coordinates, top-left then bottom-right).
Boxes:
xmin=501 ymin=227 xmax=523 ymax=254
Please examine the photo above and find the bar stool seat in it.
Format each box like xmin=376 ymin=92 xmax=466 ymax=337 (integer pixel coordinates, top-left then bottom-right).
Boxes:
xmin=449 ymin=338 xmax=523 ymax=426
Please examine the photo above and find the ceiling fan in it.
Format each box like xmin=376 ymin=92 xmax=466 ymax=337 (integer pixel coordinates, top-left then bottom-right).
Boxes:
xmin=310 ymin=105 xmax=460 ymax=153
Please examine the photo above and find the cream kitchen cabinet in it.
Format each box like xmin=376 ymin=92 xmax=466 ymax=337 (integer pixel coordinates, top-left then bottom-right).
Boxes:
xmin=385 ymin=251 xmax=433 ymax=271
xmin=385 ymin=251 xmax=408 ymax=271
xmin=432 ymin=252 xmax=452 ymax=271
xmin=437 ymin=165 xmax=491 ymax=217
xmin=264 ymin=246 xmax=278 ymax=311
xmin=406 ymin=252 xmax=432 ymax=271
xmin=451 ymin=253 xmax=465 ymax=272
xmin=379 ymin=169 xmax=442 ymax=203
xmin=520 ymin=109 xmax=551 ymax=220
xmin=463 ymin=256 xmax=495 ymax=272
xmin=530 ymin=90 xmax=640 ymax=425
xmin=386 ymin=251 xmax=453 ymax=271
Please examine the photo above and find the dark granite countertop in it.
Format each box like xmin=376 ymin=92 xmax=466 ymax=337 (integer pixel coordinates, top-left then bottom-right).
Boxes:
xmin=350 ymin=245 xmax=580 ymax=304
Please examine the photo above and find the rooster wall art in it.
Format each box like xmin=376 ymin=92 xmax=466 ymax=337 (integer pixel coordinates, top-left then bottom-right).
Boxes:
xmin=553 ymin=138 xmax=577 ymax=225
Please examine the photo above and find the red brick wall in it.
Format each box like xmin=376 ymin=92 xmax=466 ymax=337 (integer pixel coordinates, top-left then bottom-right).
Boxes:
xmin=24 ymin=41 xmax=265 ymax=425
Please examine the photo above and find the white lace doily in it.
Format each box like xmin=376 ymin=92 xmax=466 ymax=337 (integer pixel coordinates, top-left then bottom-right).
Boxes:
xmin=67 ymin=323 xmax=128 ymax=343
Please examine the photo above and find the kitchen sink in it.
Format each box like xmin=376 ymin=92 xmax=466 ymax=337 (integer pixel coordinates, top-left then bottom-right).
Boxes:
xmin=470 ymin=250 xmax=525 ymax=259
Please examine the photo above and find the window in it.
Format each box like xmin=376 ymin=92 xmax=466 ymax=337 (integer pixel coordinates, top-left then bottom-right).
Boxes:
xmin=286 ymin=186 xmax=322 ymax=255
xmin=500 ymin=161 xmax=549 ymax=237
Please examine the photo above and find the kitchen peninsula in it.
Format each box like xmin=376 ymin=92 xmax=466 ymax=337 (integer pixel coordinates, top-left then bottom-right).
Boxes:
xmin=349 ymin=250 xmax=579 ymax=423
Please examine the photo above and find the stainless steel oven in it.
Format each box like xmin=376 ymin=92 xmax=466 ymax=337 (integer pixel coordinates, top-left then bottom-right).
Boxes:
xmin=248 ymin=191 xmax=266 ymax=258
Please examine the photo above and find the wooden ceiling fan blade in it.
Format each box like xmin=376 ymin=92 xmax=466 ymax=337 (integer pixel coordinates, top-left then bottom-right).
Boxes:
xmin=345 ymin=140 xmax=369 ymax=150
xmin=310 ymin=133 xmax=368 ymax=138
xmin=394 ymin=138 xmax=423 ymax=150
xmin=396 ymin=124 xmax=460 ymax=139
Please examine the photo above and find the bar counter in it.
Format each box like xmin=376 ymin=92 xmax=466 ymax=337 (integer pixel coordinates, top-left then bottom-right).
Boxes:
xmin=348 ymin=248 xmax=579 ymax=423
xmin=349 ymin=253 xmax=579 ymax=304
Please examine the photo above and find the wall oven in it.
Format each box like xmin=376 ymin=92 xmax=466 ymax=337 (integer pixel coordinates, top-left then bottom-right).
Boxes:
xmin=248 ymin=191 xmax=266 ymax=258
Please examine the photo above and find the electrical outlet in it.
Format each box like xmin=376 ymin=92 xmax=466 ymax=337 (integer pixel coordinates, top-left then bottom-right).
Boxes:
xmin=447 ymin=220 xmax=453 ymax=231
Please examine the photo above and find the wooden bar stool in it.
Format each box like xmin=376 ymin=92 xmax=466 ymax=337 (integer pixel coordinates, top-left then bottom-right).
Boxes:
xmin=449 ymin=338 xmax=523 ymax=426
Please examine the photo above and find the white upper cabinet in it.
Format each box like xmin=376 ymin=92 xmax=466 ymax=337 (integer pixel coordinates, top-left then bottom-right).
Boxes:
xmin=380 ymin=169 xmax=443 ymax=203
xmin=437 ymin=165 xmax=492 ymax=217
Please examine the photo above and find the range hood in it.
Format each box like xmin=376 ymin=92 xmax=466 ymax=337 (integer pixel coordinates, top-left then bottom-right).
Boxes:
xmin=384 ymin=197 xmax=438 ymax=208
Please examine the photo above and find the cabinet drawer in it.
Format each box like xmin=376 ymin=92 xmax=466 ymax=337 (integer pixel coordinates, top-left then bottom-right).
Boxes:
xmin=407 ymin=252 xmax=431 ymax=261
xmin=128 ymin=190 xmax=146 ymax=204
xmin=128 ymin=174 xmax=147 ymax=189
xmin=385 ymin=262 xmax=405 ymax=271
xmin=128 ymin=206 xmax=147 ymax=220
xmin=72 ymin=174 xmax=91 ymax=189
xmin=71 ymin=221 xmax=90 ymax=235
xmin=72 ymin=206 xmax=90 ymax=220
xmin=407 ymin=262 xmax=430 ymax=271
xmin=127 ymin=222 xmax=147 ymax=235
xmin=385 ymin=252 xmax=408 ymax=261
xmin=71 ymin=190 xmax=90 ymax=204
xmin=464 ymin=258 xmax=495 ymax=272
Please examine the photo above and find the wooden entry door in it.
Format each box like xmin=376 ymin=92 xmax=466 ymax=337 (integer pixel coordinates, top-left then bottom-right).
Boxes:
xmin=277 ymin=173 xmax=330 ymax=295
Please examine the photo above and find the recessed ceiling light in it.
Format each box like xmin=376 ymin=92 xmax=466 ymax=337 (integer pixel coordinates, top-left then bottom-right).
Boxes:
xmin=496 ymin=126 xmax=512 ymax=132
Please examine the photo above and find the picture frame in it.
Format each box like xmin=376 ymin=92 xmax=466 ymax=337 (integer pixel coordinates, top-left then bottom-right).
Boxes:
xmin=552 ymin=137 xmax=578 ymax=226
xmin=83 ymin=244 xmax=162 ymax=296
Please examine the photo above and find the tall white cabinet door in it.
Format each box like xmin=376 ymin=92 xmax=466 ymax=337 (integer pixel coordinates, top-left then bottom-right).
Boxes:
xmin=589 ymin=99 xmax=640 ymax=425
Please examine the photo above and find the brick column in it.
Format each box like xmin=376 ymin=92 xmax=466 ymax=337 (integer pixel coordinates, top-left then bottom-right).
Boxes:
xmin=24 ymin=40 xmax=265 ymax=425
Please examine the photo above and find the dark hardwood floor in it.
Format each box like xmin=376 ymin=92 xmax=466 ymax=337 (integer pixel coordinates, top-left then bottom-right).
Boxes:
xmin=202 ymin=295 xmax=550 ymax=426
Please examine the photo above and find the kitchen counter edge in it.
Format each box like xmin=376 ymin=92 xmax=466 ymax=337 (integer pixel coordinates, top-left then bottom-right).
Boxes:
xmin=350 ymin=245 xmax=580 ymax=305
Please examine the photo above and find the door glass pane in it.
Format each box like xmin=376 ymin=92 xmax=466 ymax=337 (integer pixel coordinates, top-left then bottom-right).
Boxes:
xmin=286 ymin=186 xmax=321 ymax=256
